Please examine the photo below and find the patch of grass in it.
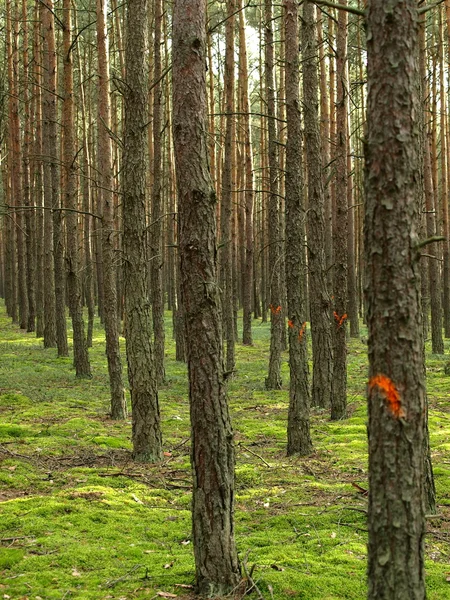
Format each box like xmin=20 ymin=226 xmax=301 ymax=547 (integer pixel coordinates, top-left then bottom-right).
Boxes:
xmin=0 ymin=303 xmax=449 ymax=599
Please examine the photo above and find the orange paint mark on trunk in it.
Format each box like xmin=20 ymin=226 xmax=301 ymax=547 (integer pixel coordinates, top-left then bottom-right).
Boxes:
xmin=333 ymin=311 xmax=348 ymax=328
xmin=298 ymin=321 xmax=306 ymax=341
xmin=369 ymin=374 xmax=405 ymax=418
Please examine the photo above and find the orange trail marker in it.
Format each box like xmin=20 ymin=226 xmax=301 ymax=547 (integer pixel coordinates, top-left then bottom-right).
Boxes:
xmin=333 ymin=311 xmax=347 ymax=328
xmin=298 ymin=321 xmax=306 ymax=341
xmin=369 ymin=374 xmax=405 ymax=418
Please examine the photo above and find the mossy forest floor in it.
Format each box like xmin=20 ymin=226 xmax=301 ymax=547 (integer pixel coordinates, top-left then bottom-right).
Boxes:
xmin=0 ymin=302 xmax=449 ymax=599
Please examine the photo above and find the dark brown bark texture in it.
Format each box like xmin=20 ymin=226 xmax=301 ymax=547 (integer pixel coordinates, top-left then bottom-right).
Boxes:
xmin=237 ymin=1 xmax=254 ymax=347
xmin=96 ymin=0 xmax=126 ymax=416
xmin=150 ymin=0 xmax=166 ymax=386
xmin=63 ymin=0 xmax=91 ymax=378
xmin=172 ymin=0 xmax=240 ymax=594
xmin=44 ymin=0 xmax=68 ymax=358
xmin=123 ymin=0 xmax=162 ymax=462
xmin=365 ymin=2 xmax=426 ymax=599
xmin=284 ymin=0 xmax=312 ymax=456
xmin=331 ymin=1 xmax=348 ymax=420
xmin=40 ymin=1 xmax=57 ymax=348
xmin=22 ymin=0 xmax=35 ymax=333
xmin=302 ymin=1 xmax=333 ymax=409
xmin=418 ymin=25 xmax=444 ymax=355
xmin=220 ymin=0 xmax=236 ymax=373
xmin=265 ymin=0 xmax=282 ymax=390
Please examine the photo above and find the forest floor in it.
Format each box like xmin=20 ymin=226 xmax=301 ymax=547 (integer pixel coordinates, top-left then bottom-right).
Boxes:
xmin=0 ymin=303 xmax=449 ymax=600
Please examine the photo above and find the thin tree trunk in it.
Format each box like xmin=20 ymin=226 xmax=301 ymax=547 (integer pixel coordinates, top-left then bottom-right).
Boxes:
xmin=331 ymin=1 xmax=348 ymax=420
xmin=317 ymin=15 xmax=333 ymax=280
xmin=419 ymin=23 xmax=444 ymax=355
xmin=150 ymin=0 xmax=166 ymax=385
xmin=265 ymin=0 xmax=282 ymax=390
xmin=347 ymin=104 xmax=359 ymax=337
xmin=45 ymin=0 xmax=68 ymax=356
xmin=40 ymin=0 xmax=57 ymax=348
xmin=33 ymin=3 xmax=44 ymax=338
xmin=9 ymin=0 xmax=28 ymax=330
xmin=238 ymin=2 xmax=254 ymax=346
xmin=220 ymin=0 xmax=236 ymax=373
xmin=96 ymin=0 xmax=127 ymax=412
xmin=122 ymin=0 xmax=162 ymax=462
xmin=303 ymin=1 xmax=333 ymax=410
xmin=22 ymin=0 xmax=35 ymax=332
xmin=63 ymin=0 xmax=91 ymax=376
xmin=76 ymin=28 xmax=94 ymax=348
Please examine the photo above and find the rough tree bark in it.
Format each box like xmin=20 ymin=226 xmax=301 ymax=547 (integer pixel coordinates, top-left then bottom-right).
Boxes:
xmin=22 ymin=0 xmax=35 ymax=333
xmin=44 ymin=0 xmax=69 ymax=357
xmin=331 ymin=0 xmax=348 ymax=420
xmin=172 ymin=0 xmax=241 ymax=593
xmin=122 ymin=0 xmax=162 ymax=462
xmin=63 ymin=0 xmax=91 ymax=377
xmin=220 ymin=0 xmax=236 ymax=373
xmin=96 ymin=0 xmax=126 ymax=413
xmin=284 ymin=0 xmax=312 ymax=456
xmin=33 ymin=3 xmax=44 ymax=338
xmin=302 ymin=1 xmax=333 ymax=410
xmin=265 ymin=0 xmax=283 ymax=390
xmin=150 ymin=0 xmax=166 ymax=385
xmin=237 ymin=0 xmax=254 ymax=347
xmin=365 ymin=1 xmax=426 ymax=598
xmin=40 ymin=0 xmax=57 ymax=348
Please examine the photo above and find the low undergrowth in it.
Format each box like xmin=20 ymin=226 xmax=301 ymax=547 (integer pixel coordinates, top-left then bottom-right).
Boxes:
xmin=0 ymin=303 xmax=449 ymax=599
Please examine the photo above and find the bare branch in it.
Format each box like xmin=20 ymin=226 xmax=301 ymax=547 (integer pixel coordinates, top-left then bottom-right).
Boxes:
xmin=307 ymin=0 xmax=366 ymax=17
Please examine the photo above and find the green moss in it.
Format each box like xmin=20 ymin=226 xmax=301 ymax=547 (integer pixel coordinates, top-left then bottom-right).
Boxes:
xmin=0 ymin=423 xmax=35 ymax=439
xmin=0 ymin=305 xmax=449 ymax=599
xmin=0 ymin=548 xmax=24 ymax=569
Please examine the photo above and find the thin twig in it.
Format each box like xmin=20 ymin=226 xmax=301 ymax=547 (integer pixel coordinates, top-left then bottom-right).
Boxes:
xmin=103 ymin=564 xmax=144 ymax=589
xmin=238 ymin=443 xmax=271 ymax=468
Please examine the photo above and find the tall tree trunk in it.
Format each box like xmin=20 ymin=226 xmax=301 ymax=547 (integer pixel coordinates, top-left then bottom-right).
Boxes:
xmin=303 ymin=1 xmax=333 ymax=409
xmin=63 ymin=0 xmax=91 ymax=376
xmin=9 ymin=0 xmax=28 ymax=330
xmin=347 ymin=105 xmax=359 ymax=338
xmin=285 ymin=0 xmax=312 ymax=456
xmin=265 ymin=0 xmax=282 ymax=390
xmin=22 ymin=0 xmax=35 ymax=332
xmin=238 ymin=1 xmax=254 ymax=346
xmin=317 ymin=15 xmax=333 ymax=280
xmin=172 ymin=0 xmax=241 ymax=593
xmin=96 ymin=0 xmax=127 ymax=415
xmin=44 ymin=0 xmax=68 ymax=356
xmin=365 ymin=1 xmax=426 ymax=598
xmin=419 ymin=22 xmax=444 ymax=355
xmin=33 ymin=3 xmax=44 ymax=338
xmin=438 ymin=7 xmax=450 ymax=338
xmin=122 ymin=0 xmax=162 ymax=462
xmin=40 ymin=0 xmax=57 ymax=348
xmin=150 ymin=0 xmax=166 ymax=385
xmin=14 ymin=0 xmax=27 ymax=330
xmin=76 ymin=26 xmax=94 ymax=348
xmin=220 ymin=0 xmax=236 ymax=373
xmin=331 ymin=1 xmax=348 ymax=420
xmin=443 ymin=1 xmax=450 ymax=336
